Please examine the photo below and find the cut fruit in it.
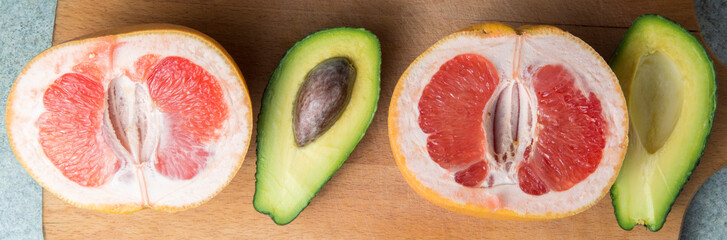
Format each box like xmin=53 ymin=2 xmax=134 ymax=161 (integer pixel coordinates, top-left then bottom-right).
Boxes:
xmin=6 ymin=24 xmax=253 ymax=213
xmin=389 ymin=22 xmax=628 ymax=219
xmin=254 ymin=28 xmax=380 ymax=225
xmin=609 ymin=15 xmax=716 ymax=231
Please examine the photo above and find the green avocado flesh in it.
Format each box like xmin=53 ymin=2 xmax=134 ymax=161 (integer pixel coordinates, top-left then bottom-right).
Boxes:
xmin=253 ymin=28 xmax=381 ymax=225
xmin=609 ymin=15 xmax=716 ymax=231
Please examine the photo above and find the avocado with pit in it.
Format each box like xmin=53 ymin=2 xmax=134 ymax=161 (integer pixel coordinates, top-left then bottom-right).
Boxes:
xmin=253 ymin=27 xmax=381 ymax=225
xmin=609 ymin=15 xmax=716 ymax=231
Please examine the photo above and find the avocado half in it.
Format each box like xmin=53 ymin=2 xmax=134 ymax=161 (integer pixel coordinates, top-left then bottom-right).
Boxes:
xmin=253 ymin=27 xmax=381 ymax=225
xmin=609 ymin=15 xmax=716 ymax=231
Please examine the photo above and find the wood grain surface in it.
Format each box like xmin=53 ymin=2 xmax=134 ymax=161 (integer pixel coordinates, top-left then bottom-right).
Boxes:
xmin=45 ymin=0 xmax=727 ymax=239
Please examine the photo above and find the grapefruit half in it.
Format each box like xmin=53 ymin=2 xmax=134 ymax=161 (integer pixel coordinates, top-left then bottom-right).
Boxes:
xmin=6 ymin=24 xmax=253 ymax=213
xmin=389 ymin=23 xmax=628 ymax=219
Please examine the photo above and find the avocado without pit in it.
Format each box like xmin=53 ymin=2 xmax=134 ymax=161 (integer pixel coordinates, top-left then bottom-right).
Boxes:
xmin=609 ymin=15 xmax=716 ymax=231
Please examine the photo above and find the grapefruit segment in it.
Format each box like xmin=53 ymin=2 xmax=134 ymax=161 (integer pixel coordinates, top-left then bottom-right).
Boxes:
xmin=39 ymin=73 xmax=119 ymax=187
xmin=146 ymin=56 xmax=228 ymax=180
xmin=389 ymin=23 xmax=628 ymax=220
xmin=131 ymin=54 xmax=161 ymax=82
xmin=454 ymin=161 xmax=489 ymax=187
xmin=517 ymin=164 xmax=548 ymax=196
xmin=69 ymin=37 xmax=114 ymax=82
xmin=524 ymin=64 xmax=607 ymax=193
xmin=7 ymin=24 xmax=253 ymax=213
xmin=418 ymin=53 xmax=498 ymax=172
xmin=155 ymin=130 xmax=209 ymax=180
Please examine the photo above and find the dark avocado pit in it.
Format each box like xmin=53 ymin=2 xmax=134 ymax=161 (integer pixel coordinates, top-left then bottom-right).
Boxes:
xmin=293 ymin=57 xmax=355 ymax=147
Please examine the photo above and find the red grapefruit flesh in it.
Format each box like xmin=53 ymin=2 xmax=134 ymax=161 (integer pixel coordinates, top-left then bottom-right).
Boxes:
xmin=147 ymin=56 xmax=228 ymax=180
xmin=6 ymin=24 xmax=253 ymax=213
xmin=39 ymin=73 xmax=119 ymax=187
xmin=418 ymin=54 xmax=499 ymax=186
xmin=518 ymin=64 xmax=607 ymax=195
xmin=389 ymin=23 xmax=628 ymax=219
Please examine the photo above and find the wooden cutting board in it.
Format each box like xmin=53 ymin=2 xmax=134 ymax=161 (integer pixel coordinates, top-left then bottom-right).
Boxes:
xmin=45 ymin=0 xmax=727 ymax=238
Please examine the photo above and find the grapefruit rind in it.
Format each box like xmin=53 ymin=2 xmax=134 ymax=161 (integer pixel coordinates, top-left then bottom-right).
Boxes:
xmin=389 ymin=23 xmax=628 ymax=219
xmin=6 ymin=24 xmax=253 ymax=214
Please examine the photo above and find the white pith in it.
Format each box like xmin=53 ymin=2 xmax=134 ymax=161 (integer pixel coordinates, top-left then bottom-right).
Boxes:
xmin=7 ymin=30 xmax=251 ymax=211
xmin=393 ymin=32 xmax=627 ymax=215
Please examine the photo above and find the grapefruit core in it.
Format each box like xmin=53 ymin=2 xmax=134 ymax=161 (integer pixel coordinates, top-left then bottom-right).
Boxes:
xmin=6 ymin=24 xmax=253 ymax=213
xmin=389 ymin=23 xmax=628 ymax=220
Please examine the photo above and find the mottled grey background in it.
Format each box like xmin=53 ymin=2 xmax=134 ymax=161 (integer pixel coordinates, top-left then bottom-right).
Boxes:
xmin=0 ymin=0 xmax=57 ymax=239
xmin=695 ymin=0 xmax=727 ymax=65
xmin=680 ymin=1 xmax=727 ymax=239
xmin=680 ymin=167 xmax=727 ymax=239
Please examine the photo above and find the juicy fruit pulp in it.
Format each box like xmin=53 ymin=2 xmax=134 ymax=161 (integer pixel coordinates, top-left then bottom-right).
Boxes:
xmin=146 ymin=56 xmax=228 ymax=180
xmin=254 ymin=28 xmax=380 ymax=225
xmin=419 ymin=56 xmax=607 ymax=195
xmin=390 ymin=23 xmax=628 ymax=219
xmin=519 ymin=64 xmax=607 ymax=195
xmin=610 ymin=15 xmax=716 ymax=231
xmin=40 ymin=73 xmax=118 ymax=187
xmin=7 ymin=25 xmax=252 ymax=213
xmin=418 ymin=54 xmax=497 ymax=187
xmin=42 ymin=56 xmax=228 ymax=187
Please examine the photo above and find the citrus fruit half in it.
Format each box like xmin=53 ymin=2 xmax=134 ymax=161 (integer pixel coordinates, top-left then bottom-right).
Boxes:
xmin=6 ymin=24 xmax=253 ymax=213
xmin=389 ymin=23 xmax=628 ymax=219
